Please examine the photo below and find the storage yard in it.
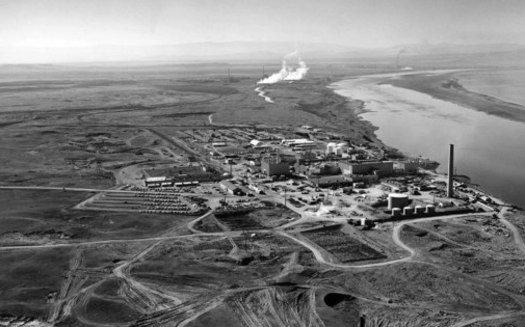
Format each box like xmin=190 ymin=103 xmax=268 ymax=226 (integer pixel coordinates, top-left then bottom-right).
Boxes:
xmin=301 ymin=225 xmax=386 ymax=263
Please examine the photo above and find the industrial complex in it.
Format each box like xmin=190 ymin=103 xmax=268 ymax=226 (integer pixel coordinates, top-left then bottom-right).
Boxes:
xmin=0 ymin=64 xmax=522 ymax=327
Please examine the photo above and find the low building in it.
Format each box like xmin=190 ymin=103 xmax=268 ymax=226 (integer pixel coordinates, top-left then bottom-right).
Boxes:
xmin=388 ymin=193 xmax=410 ymax=209
xmin=248 ymin=184 xmax=264 ymax=194
xmin=281 ymin=138 xmax=315 ymax=147
xmin=145 ymin=176 xmax=167 ymax=188
xmin=250 ymin=139 xmax=262 ymax=148
xmin=220 ymin=180 xmax=244 ymax=195
xmin=309 ymin=175 xmax=352 ymax=188
xmin=144 ymin=165 xmax=220 ymax=183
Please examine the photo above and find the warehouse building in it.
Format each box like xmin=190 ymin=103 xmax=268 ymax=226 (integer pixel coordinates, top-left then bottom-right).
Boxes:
xmin=220 ymin=180 xmax=250 ymax=196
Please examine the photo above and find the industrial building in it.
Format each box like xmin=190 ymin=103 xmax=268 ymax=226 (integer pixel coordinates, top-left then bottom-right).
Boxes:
xmin=280 ymin=138 xmax=315 ymax=147
xmin=296 ymin=162 xmax=341 ymax=176
xmin=144 ymin=176 xmax=199 ymax=188
xmin=338 ymin=161 xmax=394 ymax=177
xmin=387 ymin=193 xmax=410 ymax=209
xmin=394 ymin=161 xmax=419 ymax=174
xmin=261 ymin=156 xmax=291 ymax=177
xmin=143 ymin=164 xmax=220 ymax=183
xmin=309 ymin=175 xmax=352 ymax=188
xmin=220 ymin=180 xmax=250 ymax=196
xmin=326 ymin=142 xmax=348 ymax=156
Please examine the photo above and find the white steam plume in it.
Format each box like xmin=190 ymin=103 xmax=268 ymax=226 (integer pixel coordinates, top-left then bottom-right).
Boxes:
xmin=258 ymin=51 xmax=309 ymax=84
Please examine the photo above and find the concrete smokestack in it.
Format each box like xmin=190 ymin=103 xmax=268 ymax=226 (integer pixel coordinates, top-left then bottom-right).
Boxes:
xmin=447 ymin=144 xmax=454 ymax=197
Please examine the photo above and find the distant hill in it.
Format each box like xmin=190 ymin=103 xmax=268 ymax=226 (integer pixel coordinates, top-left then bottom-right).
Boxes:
xmin=0 ymin=42 xmax=360 ymax=64
xmin=1 ymin=41 xmax=525 ymax=67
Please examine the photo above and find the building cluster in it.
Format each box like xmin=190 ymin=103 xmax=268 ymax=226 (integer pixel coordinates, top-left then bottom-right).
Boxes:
xmin=387 ymin=193 xmax=435 ymax=217
xmin=143 ymin=164 xmax=220 ymax=188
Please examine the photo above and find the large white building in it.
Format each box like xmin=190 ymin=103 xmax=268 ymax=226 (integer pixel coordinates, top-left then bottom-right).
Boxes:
xmin=281 ymin=138 xmax=314 ymax=147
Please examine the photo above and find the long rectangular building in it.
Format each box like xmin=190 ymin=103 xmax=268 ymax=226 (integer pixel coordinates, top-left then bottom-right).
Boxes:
xmin=338 ymin=161 xmax=394 ymax=177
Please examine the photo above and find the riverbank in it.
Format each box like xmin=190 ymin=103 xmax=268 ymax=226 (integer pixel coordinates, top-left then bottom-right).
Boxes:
xmin=330 ymin=71 xmax=525 ymax=209
xmin=382 ymin=71 xmax=525 ymax=124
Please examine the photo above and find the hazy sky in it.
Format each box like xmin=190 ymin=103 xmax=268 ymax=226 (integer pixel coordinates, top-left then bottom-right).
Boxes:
xmin=1 ymin=0 xmax=524 ymax=48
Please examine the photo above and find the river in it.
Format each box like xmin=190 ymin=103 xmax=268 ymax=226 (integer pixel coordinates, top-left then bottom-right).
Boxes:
xmin=332 ymin=73 xmax=525 ymax=208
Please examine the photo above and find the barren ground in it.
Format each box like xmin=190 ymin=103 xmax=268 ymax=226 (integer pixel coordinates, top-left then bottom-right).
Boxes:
xmin=0 ymin=63 xmax=524 ymax=326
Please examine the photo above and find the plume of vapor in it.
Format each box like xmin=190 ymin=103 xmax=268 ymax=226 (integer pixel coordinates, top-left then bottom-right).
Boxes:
xmin=396 ymin=47 xmax=406 ymax=68
xmin=258 ymin=51 xmax=309 ymax=84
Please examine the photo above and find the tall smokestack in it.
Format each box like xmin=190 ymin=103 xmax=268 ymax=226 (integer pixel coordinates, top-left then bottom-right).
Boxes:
xmin=447 ymin=144 xmax=454 ymax=197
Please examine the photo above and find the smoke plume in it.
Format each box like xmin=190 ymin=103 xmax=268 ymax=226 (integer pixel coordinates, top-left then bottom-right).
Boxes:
xmin=258 ymin=51 xmax=309 ymax=84
xmin=396 ymin=47 xmax=406 ymax=68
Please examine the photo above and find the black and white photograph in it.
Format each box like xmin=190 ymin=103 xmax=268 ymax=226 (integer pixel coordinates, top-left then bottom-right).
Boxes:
xmin=1 ymin=0 xmax=525 ymax=326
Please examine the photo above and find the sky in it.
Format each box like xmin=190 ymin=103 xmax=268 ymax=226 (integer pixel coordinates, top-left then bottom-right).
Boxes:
xmin=0 ymin=0 xmax=524 ymax=62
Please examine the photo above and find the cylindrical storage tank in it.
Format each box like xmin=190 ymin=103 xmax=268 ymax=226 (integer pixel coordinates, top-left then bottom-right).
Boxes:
xmin=391 ymin=207 xmax=402 ymax=217
xmin=326 ymin=142 xmax=336 ymax=155
xmin=426 ymin=205 xmax=436 ymax=214
xmin=336 ymin=142 xmax=348 ymax=153
xmin=414 ymin=205 xmax=425 ymax=214
xmin=403 ymin=206 xmax=413 ymax=216
xmin=335 ymin=147 xmax=343 ymax=156
xmin=388 ymin=193 xmax=410 ymax=209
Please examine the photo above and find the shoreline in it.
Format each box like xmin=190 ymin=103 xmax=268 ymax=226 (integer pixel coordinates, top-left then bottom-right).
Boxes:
xmin=382 ymin=70 xmax=525 ymax=124
xmin=329 ymin=71 xmax=521 ymax=209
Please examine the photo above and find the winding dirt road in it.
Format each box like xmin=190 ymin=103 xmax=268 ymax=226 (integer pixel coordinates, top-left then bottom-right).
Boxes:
xmin=3 ymin=188 xmax=525 ymax=326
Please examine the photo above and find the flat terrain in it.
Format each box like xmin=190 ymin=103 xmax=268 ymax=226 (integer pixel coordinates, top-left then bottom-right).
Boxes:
xmin=1 ymin=62 xmax=525 ymax=326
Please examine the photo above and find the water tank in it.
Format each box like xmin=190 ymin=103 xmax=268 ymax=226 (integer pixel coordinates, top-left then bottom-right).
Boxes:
xmin=336 ymin=142 xmax=348 ymax=154
xmin=414 ymin=205 xmax=425 ymax=214
xmin=403 ymin=206 xmax=413 ymax=216
xmin=426 ymin=205 xmax=436 ymax=214
xmin=391 ymin=207 xmax=402 ymax=217
xmin=388 ymin=193 xmax=409 ymax=209
xmin=326 ymin=142 xmax=337 ymax=155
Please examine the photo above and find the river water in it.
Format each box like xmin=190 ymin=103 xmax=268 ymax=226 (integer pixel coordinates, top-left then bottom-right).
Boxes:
xmin=332 ymin=73 xmax=525 ymax=208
